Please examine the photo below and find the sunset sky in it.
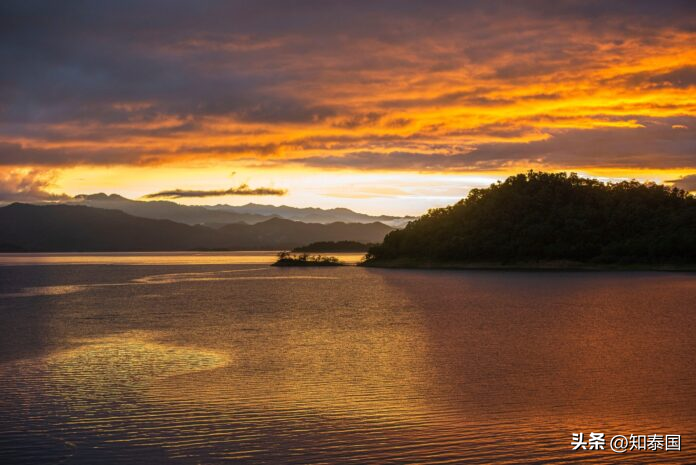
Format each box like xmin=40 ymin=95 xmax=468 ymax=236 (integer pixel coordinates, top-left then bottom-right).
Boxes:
xmin=1 ymin=1 xmax=695 ymax=215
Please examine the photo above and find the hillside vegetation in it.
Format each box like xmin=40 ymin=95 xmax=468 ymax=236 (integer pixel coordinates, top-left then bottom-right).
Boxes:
xmin=365 ymin=171 xmax=696 ymax=266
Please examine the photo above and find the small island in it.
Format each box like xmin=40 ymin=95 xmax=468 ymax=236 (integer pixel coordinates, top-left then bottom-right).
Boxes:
xmin=362 ymin=171 xmax=696 ymax=270
xmin=293 ymin=240 xmax=375 ymax=253
xmin=272 ymin=251 xmax=346 ymax=267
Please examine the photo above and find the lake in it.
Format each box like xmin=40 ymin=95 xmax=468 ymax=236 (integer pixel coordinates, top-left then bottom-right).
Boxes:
xmin=1 ymin=253 xmax=695 ymax=464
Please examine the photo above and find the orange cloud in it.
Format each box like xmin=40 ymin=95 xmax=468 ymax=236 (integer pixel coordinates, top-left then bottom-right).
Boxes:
xmin=0 ymin=1 xmax=693 ymax=204
xmin=0 ymin=169 xmax=70 ymax=201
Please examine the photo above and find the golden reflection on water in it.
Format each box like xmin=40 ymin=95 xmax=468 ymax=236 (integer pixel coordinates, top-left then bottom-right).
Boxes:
xmin=1 ymin=322 xmax=437 ymax=463
xmin=1 ymin=264 xmax=695 ymax=464
xmin=31 ymin=326 xmax=433 ymax=420
xmin=0 ymin=332 xmax=230 ymax=464
xmin=0 ymin=251 xmax=366 ymax=266
xmin=3 ymin=268 xmax=339 ymax=298
xmin=153 ymin=316 xmax=434 ymax=420
xmin=45 ymin=332 xmax=230 ymax=392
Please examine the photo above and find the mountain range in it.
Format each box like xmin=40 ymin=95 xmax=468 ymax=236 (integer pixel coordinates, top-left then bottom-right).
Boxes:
xmin=0 ymin=203 xmax=395 ymax=252
xmin=69 ymin=194 xmax=411 ymax=227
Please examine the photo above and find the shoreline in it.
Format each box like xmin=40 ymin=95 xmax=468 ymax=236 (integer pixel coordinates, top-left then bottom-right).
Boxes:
xmin=359 ymin=258 xmax=696 ymax=272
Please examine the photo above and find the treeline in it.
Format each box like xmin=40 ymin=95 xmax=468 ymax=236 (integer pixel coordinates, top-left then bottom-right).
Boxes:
xmin=273 ymin=251 xmax=344 ymax=267
xmin=366 ymin=171 xmax=696 ymax=265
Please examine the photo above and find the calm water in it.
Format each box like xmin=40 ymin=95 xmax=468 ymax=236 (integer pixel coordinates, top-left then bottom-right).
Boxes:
xmin=0 ymin=253 xmax=695 ymax=464
xmin=0 ymin=251 xmax=366 ymax=266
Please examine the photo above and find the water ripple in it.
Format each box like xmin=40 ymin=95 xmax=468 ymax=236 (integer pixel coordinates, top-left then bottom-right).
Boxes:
xmin=1 ymin=266 xmax=695 ymax=464
xmin=0 ymin=267 xmax=337 ymax=298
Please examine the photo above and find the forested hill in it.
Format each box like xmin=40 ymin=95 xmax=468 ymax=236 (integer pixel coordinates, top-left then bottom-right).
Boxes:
xmin=365 ymin=171 xmax=696 ymax=266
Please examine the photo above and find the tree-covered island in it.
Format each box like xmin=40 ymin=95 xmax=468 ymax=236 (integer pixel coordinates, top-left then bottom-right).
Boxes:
xmin=272 ymin=251 xmax=346 ymax=266
xmin=363 ymin=171 xmax=696 ymax=269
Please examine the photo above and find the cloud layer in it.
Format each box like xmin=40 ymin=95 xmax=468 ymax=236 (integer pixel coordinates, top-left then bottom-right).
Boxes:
xmin=0 ymin=169 xmax=70 ymax=201
xmin=0 ymin=0 xmax=694 ymax=174
xmin=143 ymin=184 xmax=287 ymax=199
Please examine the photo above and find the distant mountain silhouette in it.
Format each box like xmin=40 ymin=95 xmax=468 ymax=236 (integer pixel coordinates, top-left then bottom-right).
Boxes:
xmin=210 ymin=203 xmax=412 ymax=227
xmin=71 ymin=194 xmax=275 ymax=225
xmin=293 ymin=241 xmax=374 ymax=252
xmin=67 ymin=194 xmax=410 ymax=227
xmin=366 ymin=171 xmax=696 ymax=267
xmin=0 ymin=203 xmax=394 ymax=251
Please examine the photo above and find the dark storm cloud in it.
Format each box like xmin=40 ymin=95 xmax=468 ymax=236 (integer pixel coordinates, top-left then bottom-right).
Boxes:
xmin=292 ymin=117 xmax=696 ymax=171
xmin=618 ymin=65 xmax=696 ymax=89
xmin=0 ymin=142 xmax=143 ymax=166
xmin=143 ymin=184 xmax=287 ymax=199
xmin=332 ymin=113 xmax=384 ymax=129
xmin=380 ymin=89 xmax=505 ymax=109
xmin=291 ymin=151 xmax=477 ymax=171
xmin=647 ymin=66 xmax=696 ymax=89
xmin=0 ymin=1 xmax=338 ymax=127
xmin=465 ymin=117 xmax=696 ymax=168
xmin=1 ymin=0 xmax=693 ymax=125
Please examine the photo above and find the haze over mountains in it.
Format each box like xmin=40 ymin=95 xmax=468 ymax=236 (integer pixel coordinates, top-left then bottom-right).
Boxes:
xmin=0 ymin=203 xmax=395 ymax=252
xmin=69 ymin=194 xmax=411 ymax=227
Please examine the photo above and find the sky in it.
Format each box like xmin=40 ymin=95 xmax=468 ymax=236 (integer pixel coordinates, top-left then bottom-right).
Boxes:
xmin=0 ymin=0 xmax=695 ymax=215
